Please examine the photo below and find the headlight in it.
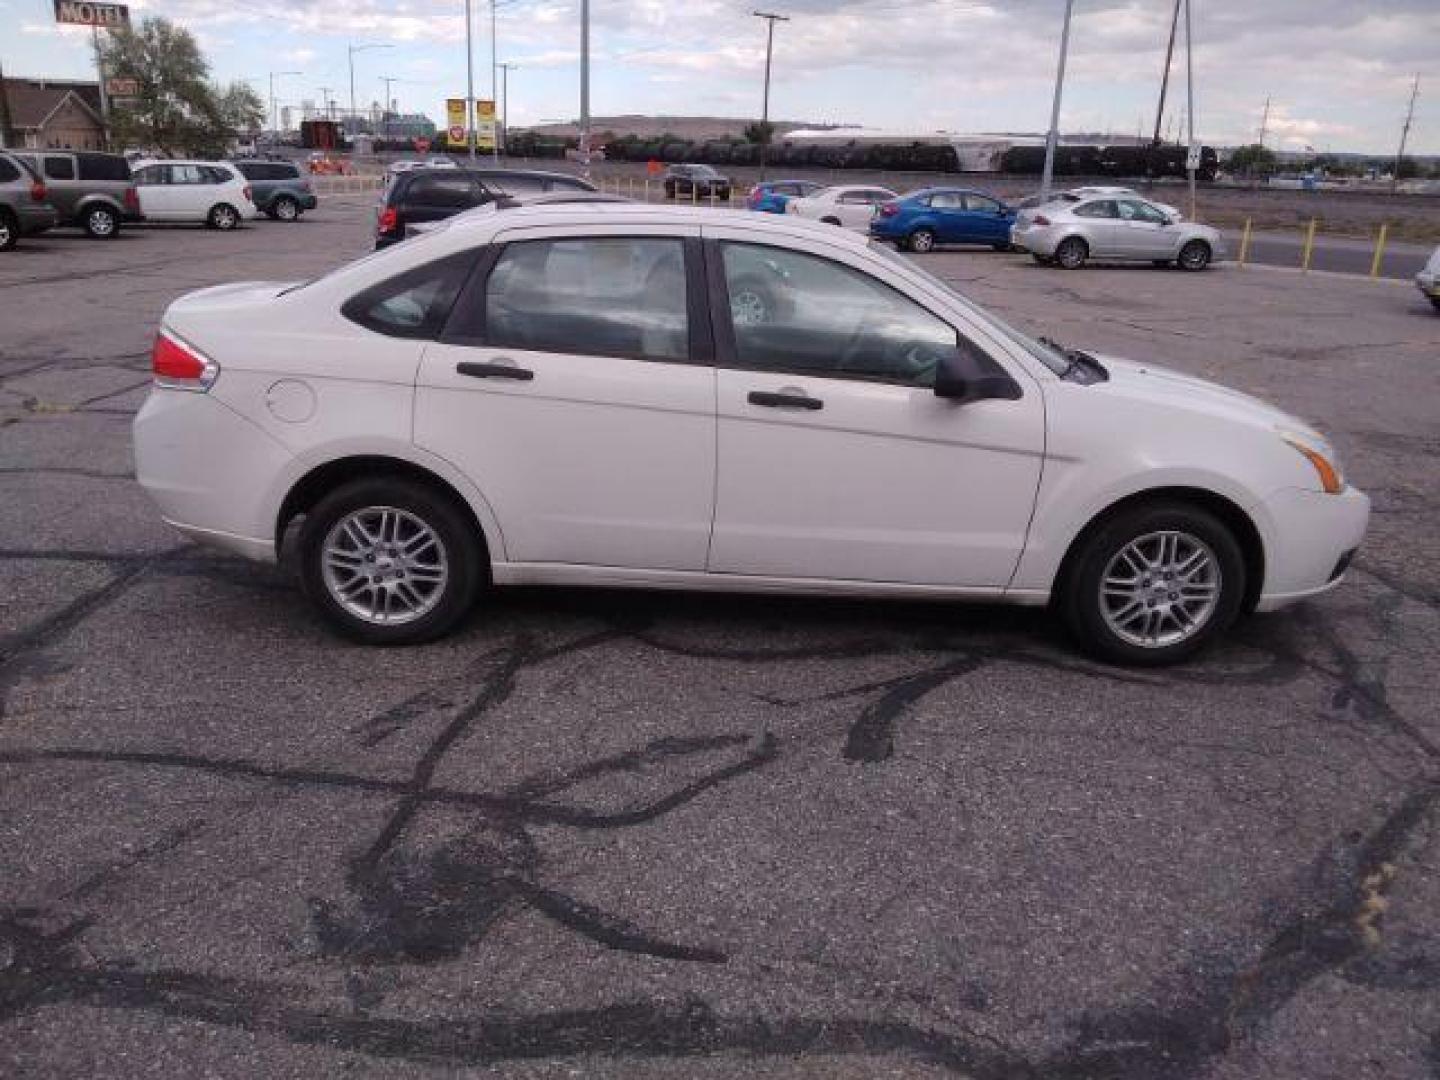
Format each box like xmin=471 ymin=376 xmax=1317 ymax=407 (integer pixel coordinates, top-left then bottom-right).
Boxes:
xmin=1279 ymin=431 xmax=1344 ymax=494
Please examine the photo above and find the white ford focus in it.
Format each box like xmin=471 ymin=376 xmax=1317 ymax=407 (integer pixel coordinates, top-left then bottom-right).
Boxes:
xmin=133 ymin=203 xmax=1368 ymax=664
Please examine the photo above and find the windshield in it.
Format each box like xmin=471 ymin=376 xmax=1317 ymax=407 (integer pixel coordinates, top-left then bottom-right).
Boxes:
xmin=866 ymin=241 xmax=1070 ymax=375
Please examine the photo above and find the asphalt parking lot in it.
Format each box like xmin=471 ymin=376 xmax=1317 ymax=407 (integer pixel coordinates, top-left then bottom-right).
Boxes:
xmin=2 ymin=198 xmax=1439 ymax=1079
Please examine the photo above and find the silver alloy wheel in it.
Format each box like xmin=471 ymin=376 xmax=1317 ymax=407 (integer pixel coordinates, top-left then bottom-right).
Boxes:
xmin=321 ymin=506 xmax=449 ymax=627
xmin=0 ymin=219 xmax=12 ymax=248
xmin=212 ymin=205 xmax=238 ymax=230
xmin=910 ymin=229 xmax=935 ymax=253
xmin=731 ymin=289 xmax=768 ymax=325
xmin=274 ymin=197 xmax=299 ymax=221
xmin=1179 ymin=241 xmax=1210 ymax=271
xmin=87 ymin=208 xmax=116 ymax=236
xmin=1099 ymin=529 xmax=1221 ymax=648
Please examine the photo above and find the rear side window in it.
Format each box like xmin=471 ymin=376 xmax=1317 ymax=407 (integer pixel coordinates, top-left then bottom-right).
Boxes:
xmin=76 ymin=154 xmax=130 ymax=181
xmin=928 ymin=192 xmax=965 ymax=209
xmin=201 ymin=165 xmax=234 ymax=184
xmin=44 ymin=156 xmax=76 ymax=180
xmin=404 ymin=173 xmax=479 ymax=208
xmin=342 ymin=251 xmax=478 ymax=339
xmin=478 ymin=237 xmax=689 ymax=362
xmin=0 ymin=158 xmax=19 ymax=183
xmin=1073 ymin=200 xmax=1117 ymax=219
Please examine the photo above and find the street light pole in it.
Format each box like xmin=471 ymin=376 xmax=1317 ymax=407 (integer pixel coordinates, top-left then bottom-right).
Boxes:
xmin=490 ymin=0 xmax=499 ymax=162
xmin=753 ymin=10 xmax=789 ymax=182
xmin=1039 ymin=0 xmax=1074 ymax=203
xmin=379 ymin=76 xmax=398 ymax=145
xmin=579 ymin=0 xmax=590 ymax=176
xmin=465 ymin=0 xmax=476 ymax=160
xmin=1184 ymin=0 xmax=1196 ymax=220
xmin=497 ymin=62 xmax=514 ymax=157
xmin=348 ymin=44 xmax=392 ymax=143
xmin=269 ymin=70 xmax=301 ymax=140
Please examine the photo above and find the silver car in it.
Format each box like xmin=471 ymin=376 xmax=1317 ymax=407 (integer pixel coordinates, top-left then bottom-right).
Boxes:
xmin=1010 ymin=195 xmax=1224 ymax=271
xmin=1415 ymin=245 xmax=1440 ymax=313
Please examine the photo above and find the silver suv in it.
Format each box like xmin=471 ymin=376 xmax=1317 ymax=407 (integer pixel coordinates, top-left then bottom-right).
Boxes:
xmin=0 ymin=152 xmax=59 ymax=251
xmin=11 ymin=150 xmax=141 ymax=239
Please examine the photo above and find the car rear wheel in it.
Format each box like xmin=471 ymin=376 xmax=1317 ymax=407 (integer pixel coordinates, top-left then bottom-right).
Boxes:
xmin=84 ymin=206 xmax=119 ymax=238
xmin=908 ymin=228 xmax=936 ymax=253
xmin=1178 ymin=240 xmax=1212 ymax=272
xmin=1060 ymin=501 xmax=1245 ymax=666
xmin=820 ymin=216 xmax=842 ymax=226
xmin=298 ymin=477 xmax=484 ymax=646
xmin=0 ymin=211 xmax=16 ymax=252
xmin=208 ymin=203 xmax=241 ymax=230
xmin=270 ymin=196 xmax=300 ymax=222
xmin=1430 ymin=297 xmax=1440 ymax=313
xmin=1054 ymin=236 xmax=1088 ymax=269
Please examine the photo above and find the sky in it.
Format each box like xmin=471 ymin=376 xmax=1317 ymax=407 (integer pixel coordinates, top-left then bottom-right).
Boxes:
xmin=5 ymin=0 xmax=1437 ymax=155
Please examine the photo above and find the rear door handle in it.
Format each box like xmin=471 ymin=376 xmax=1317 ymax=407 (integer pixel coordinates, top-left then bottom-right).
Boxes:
xmin=457 ymin=360 xmax=534 ymax=381
xmin=748 ymin=390 xmax=823 ymax=411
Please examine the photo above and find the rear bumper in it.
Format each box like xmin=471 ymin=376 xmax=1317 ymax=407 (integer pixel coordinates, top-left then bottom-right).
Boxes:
xmin=1009 ymin=224 xmax=1060 ymax=255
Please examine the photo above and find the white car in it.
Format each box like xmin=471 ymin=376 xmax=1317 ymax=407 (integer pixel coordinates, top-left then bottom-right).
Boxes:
xmin=786 ymin=184 xmax=899 ymax=230
xmin=1416 ymin=245 xmax=1440 ymax=313
xmin=132 ymin=204 xmax=1368 ymax=665
xmin=130 ymin=159 xmax=259 ymax=230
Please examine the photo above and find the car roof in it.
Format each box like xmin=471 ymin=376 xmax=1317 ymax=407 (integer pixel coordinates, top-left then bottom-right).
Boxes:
xmin=437 ymin=201 xmax=873 ymax=249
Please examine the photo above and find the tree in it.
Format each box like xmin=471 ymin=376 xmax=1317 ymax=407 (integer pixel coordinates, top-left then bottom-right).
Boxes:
xmin=99 ymin=17 xmax=241 ymax=155
xmin=1227 ymin=143 xmax=1276 ymax=177
xmin=743 ymin=120 xmax=774 ymax=145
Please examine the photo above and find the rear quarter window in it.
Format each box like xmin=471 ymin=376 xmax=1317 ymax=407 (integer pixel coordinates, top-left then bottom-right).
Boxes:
xmin=341 ymin=251 xmax=480 ymax=339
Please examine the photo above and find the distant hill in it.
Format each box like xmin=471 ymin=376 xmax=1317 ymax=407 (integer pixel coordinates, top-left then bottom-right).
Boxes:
xmin=515 ymin=115 xmax=841 ymax=142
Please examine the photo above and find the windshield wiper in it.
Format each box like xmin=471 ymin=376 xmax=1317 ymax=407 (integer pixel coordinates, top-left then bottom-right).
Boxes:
xmin=1039 ymin=337 xmax=1108 ymax=383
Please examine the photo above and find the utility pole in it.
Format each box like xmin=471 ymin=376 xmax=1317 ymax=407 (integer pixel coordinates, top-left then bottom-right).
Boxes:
xmin=93 ymin=25 xmax=111 ymax=150
xmin=1039 ymin=0 xmax=1075 ymax=202
xmin=318 ymin=86 xmax=334 ymax=121
xmin=1183 ymin=0 xmax=1196 ymax=221
xmin=1257 ymin=95 xmax=1270 ymax=147
xmin=578 ymin=0 xmax=590 ymax=176
xmin=1393 ymin=74 xmax=1420 ymax=191
xmin=753 ymin=10 xmax=789 ymax=182
xmin=1149 ymin=0 xmax=1182 ymax=178
xmin=348 ymin=44 xmax=391 ymax=142
xmin=465 ymin=0 xmax=477 ymax=160
xmin=378 ymin=76 xmax=397 ymax=144
xmin=490 ymin=0 xmax=500 ymax=161
xmin=269 ymin=70 xmax=301 ymax=139
xmin=497 ymin=62 xmax=514 ymax=157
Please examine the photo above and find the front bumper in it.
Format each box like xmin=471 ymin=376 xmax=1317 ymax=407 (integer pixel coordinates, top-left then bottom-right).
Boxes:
xmin=1416 ymin=271 xmax=1440 ymax=299
xmin=1254 ymin=485 xmax=1370 ymax=611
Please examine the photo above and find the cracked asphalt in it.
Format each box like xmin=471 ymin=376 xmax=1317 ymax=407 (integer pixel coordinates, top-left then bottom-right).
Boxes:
xmin=2 ymin=198 xmax=1439 ymax=1079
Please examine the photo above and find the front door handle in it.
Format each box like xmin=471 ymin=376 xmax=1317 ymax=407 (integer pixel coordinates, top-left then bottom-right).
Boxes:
xmin=748 ymin=390 xmax=823 ymax=411
xmin=457 ymin=360 xmax=534 ymax=381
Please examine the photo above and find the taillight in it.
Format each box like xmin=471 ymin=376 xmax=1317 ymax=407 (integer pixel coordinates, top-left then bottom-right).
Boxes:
xmin=30 ymin=181 xmax=46 ymax=202
xmin=242 ymin=184 xmax=254 ymax=203
xmin=152 ymin=331 xmax=218 ymax=392
xmin=378 ymin=206 xmax=399 ymax=235
xmin=124 ymin=186 xmax=139 ymax=211
xmin=879 ymin=202 xmax=900 ymax=217
xmin=1032 ymin=214 xmax=1051 ymax=226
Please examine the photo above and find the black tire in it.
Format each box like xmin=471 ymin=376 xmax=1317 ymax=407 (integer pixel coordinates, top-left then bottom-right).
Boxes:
xmin=1431 ymin=297 xmax=1440 ymax=313
xmin=1178 ymin=240 xmax=1211 ymax=272
xmin=820 ymin=216 xmax=842 ymax=226
xmin=83 ymin=205 xmax=120 ymax=239
xmin=1054 ymin=236 xmax=1088 ymax=269
xmin=0 ymin=210 xmax=16 ymax=252
xmin=298 ymin=477 xmax=485 ymax=646
xmin=1059 ymin=500 xmax=1247 ymax=667
xmin=270 ymin=196 xmax=301 ymax=222
xmin=208 ymin=203 xmax=241 ymax=230
xmin=908 ymin=228 xmax=936 ymax=253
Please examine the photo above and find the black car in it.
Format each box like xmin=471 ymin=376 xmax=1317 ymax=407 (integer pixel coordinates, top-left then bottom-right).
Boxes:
xmin=662 ymin=163 xmax=732 ymax=201
xmin=233 ymin=160 xmax=318 ymax=221
xmin=374 ymin=168 xmax=597 ymax=248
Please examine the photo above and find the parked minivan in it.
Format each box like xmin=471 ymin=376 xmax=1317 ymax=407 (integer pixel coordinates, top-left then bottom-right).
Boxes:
xmin=130 ymin=160 xmax=258 ymax=230
xmin=11 ymin=150 xmax=141 ymax=238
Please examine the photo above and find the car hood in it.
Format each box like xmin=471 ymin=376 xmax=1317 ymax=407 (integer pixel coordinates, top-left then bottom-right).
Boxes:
xmin=1096 ymin=355 xmax=1327 ymax=446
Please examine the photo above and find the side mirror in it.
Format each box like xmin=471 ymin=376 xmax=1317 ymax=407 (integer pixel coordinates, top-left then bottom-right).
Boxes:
xmin=934 ymin=346 xmax=1022 ymax=403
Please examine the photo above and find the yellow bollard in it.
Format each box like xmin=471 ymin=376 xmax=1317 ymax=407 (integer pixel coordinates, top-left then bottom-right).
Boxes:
xmin=691 ymin=184 xmax=698 ymax=206
xmin=1370 ymin=222 xmax=1389 ymax=279
xmin=644 ymin=178 xmax=651 ymax=203
xmin=1237 ymin=217 xmax=1252 ymax=267
xmin=1301 ymin=217 xmax=1317 ymax=272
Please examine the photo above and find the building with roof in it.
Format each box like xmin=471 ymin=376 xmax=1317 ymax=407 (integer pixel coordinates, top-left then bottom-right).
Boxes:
xmin=0 ymin=77 xmax=106 ymax=151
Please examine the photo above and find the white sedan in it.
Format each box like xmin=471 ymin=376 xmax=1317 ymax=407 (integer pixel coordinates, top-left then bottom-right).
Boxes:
xmin=786 ymin=184 xmax=898 ymax=230
xmin=132 ymin=203 xmax=1368 ymax=665
xmin=130 ymin=160 xmax=259 ymax=229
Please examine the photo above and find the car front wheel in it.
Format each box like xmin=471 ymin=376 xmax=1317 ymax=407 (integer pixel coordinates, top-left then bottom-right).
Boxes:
xmin=84 ymin=206 xmax=120 ymax=238
xmin=1060 ymin=501 xmax=1246 ymax=666
xmin=298 ymin=478 xmax=484 ymax=645
xmin=1178 ymin=240 xmax=1212 ymax=271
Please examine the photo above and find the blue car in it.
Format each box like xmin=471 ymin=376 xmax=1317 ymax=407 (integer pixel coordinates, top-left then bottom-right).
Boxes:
xmin=744 ymin=179 xmax=823 ymax=214
xmin=868 ymin=187 xmax=1016 ymax=253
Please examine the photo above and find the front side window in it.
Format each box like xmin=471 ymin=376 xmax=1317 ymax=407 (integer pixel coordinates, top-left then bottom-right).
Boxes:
xmin=201 ymin=166 xmax=233 ymax=185
xmin=928 ymin=192 xmax=965 ymax=209
xmin=1118 ymin=199 xmax=1169 ymax=224
xmin=965 ymin=195 xmax=1002 ymax=213
xmin=721 ymin=243 xmax=960 ymax=388
xmin=44 ymin=156 xmax=76 ymax=180
xmin=480 ymin=237 xmax=689 ymax=362
xmin=342 ymin=251 xmax=478 ymax=339
xmin=169 ymin=164 xmax=205 ymax=185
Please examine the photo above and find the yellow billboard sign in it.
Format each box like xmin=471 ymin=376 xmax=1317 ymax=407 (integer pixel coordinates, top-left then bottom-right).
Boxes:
xmin=445 ymin=97 xmax=467 ymax=144
xmin=475 ymin=99 xmax=496 ymax=152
